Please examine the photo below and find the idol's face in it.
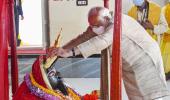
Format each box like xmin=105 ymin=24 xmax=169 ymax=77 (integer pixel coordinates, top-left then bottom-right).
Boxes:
xmin=47 ymin=67 xmax=68 ymax=95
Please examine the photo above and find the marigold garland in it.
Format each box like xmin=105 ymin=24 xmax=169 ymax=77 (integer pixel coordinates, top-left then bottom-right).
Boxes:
xmin=67 ymin=87 xmax=81 ymax=100
xmin=25 ymin=73 xmax=82 ymax=100
xmin=29 ymin=73 xmax=66 ymax=99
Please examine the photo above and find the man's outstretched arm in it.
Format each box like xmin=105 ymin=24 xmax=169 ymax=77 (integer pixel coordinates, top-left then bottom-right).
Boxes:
xmin=47 ymin=27 xmax=97 ymax=57
xmin=77 ymin=29 xmax=113 ymax=58
xmin=47 ymin=29 xmax=113 ymax=58
xmin=63 ymin=27 xmax=97 ymax=49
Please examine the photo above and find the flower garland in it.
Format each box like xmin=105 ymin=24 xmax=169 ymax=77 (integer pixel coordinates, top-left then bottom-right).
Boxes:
xmin=25 ymin=73 xmax=64 ymax=100
xmin=67 ymin=87 xmax=82 ymax=100
xmin=24 ymin=73 xmax=82 ymax=100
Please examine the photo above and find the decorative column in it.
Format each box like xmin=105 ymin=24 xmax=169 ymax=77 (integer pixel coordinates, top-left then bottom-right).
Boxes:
xmin=110 ymin=0 xmax=122 ymax=100
xmin=8 ymin=0 xmax=19 ymax=94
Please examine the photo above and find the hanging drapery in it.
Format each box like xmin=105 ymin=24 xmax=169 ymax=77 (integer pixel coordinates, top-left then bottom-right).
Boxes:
xmin=0 ymin=0 xmax=9 ymax=99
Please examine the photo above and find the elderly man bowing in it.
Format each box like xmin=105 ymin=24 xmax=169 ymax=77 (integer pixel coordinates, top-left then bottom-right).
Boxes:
xmin=48 ymin=7 xmax=169 ymax=100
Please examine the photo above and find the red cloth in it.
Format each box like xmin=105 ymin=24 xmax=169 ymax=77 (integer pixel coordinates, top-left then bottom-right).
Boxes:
xmin=13 ymin=81 xmax=41 ymax=100
xmin=32 ymin=56 xmax=47 ymax=88
xmin=13 ymin=56 xmax=46 ymax=100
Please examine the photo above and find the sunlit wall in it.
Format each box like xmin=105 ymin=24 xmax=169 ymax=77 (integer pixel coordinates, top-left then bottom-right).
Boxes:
xmin=19 ymin=0 xmax=43 ymax=46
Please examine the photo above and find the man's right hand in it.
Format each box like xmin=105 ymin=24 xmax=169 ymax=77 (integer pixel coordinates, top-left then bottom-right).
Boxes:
xmin=47 ymin=47 xmax=56 ymax=58
xmin=47 ymin=47 xmax=72 ymax=58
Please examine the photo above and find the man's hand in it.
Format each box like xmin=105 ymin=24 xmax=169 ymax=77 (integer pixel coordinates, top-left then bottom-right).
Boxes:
xmin=141 ymin=20 xmax=154 ymax=30
xmin=47 ymin=47 xmax=56 ymax=58
xmin=47 ymin=47 xmax=72 ymax=58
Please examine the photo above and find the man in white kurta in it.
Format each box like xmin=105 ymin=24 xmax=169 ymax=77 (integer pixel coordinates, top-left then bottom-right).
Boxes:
xmin=48 ymin=7 xmax=170 ymax=100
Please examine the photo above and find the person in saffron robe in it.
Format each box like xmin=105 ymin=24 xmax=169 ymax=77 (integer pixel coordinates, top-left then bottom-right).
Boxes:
xmin=128 ymin=0 xmax=168 ymax=45
xmin=161 ymin=0 xmax=170 ymax=79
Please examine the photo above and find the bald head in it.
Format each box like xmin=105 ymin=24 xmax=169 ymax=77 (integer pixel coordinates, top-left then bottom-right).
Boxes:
xmin=88 ymin=7 xmax=112 ymax=27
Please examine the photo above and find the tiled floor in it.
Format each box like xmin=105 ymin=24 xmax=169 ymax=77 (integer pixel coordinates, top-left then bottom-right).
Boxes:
xmin=9 ymin=57 xmax=170 ymax=99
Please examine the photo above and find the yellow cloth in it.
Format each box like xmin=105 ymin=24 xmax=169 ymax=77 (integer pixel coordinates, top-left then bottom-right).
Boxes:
xmin=165 ymin=4 xmax=170 ymax=28
xmin=44 ymin=34 xmax=61 ymax=69
xmin=128 ymin=1 xmax=161 ymax=40
xmin=161 ymin=3 xmax=170 ymax=73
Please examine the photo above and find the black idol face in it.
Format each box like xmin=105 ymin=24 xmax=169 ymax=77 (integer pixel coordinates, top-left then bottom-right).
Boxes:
xmin=47 ymin=67 xmax=68 ymax=95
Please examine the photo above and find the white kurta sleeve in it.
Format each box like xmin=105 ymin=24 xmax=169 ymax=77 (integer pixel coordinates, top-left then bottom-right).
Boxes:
xmin=77 ymin=30 xmax=113 ymax=58
xmin=153 ymin=11 xmax=168 ymax=35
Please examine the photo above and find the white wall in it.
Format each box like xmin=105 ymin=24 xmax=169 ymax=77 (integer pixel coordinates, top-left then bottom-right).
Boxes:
xmin=20 ymin=0 xmax=43 ymax=46
xmin=49 ymin=0 xmax=167 ymax=46
xmin=49 ymin=0 xmax=103 ymax=46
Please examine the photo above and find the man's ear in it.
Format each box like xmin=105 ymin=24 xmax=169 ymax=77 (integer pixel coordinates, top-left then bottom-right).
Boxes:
xmin=103 ymin=16 xmax=111 ymax=23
